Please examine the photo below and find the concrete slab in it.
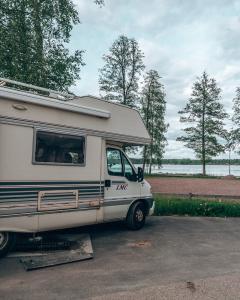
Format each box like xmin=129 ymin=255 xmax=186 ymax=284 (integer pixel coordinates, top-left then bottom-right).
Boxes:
xmin=1 ymin=216 xmax=240 ymax=299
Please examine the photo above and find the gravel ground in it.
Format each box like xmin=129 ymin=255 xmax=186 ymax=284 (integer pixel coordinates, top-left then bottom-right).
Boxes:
xmin=148 ymin=177 xmax=240 ymax=197
xmin=91 ymin=274 xmax=240 ymax=300
xmin=1 ymin=216 xmax=240 ymax=299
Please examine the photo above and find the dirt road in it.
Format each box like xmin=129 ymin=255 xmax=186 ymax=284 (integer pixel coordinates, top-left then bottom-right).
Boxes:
xmin=147 ymin=177 xmax=240 ymax=197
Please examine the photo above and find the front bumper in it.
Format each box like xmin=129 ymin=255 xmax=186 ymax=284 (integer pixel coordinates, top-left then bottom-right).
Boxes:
xmin=144 ymin=197 xmax=155 ymax=216
xmin=149 ymin=200 xmax=155 ymax=216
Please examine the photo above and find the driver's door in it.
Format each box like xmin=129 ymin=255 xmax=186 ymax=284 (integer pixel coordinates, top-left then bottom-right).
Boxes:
xmin=104 ymin=147 xmax=140 ymax=221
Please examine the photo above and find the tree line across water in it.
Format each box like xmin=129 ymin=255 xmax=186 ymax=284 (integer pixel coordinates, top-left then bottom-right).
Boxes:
xmin=130 ymin=158 xmax=240 ymax=166
xmin=1 ymin=1 xmax=240 ymax=176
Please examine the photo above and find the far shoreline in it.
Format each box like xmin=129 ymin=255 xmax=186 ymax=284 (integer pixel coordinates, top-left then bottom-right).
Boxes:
xmin=131 ymin=159 xmax=240 ymax=166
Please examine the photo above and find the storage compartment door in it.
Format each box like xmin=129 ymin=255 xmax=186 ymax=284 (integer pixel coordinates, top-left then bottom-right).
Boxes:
xmin=38 ymin=190 xmax=78 ymax=211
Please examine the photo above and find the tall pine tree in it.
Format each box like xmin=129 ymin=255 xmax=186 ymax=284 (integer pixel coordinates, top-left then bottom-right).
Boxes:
xmin=99 ymin=35 xmax=145 ymax=107
xmin=141 ymin=70 xmax=168 ymax=174
xmin=177 ymin=72 xmax=228 ymax=175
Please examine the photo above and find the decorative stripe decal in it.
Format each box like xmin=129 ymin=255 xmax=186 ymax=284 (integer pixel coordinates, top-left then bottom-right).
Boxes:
xmin=0 ymin=186 xmax=103 ymax=192
xmin=111 ymin=181 xmax=126 ymax=185
xmin=0 ymin=180 xmax=153 ymax=217
xmin=0 ymin=196 xmax=153 ymax=218
xmin=0 ymin=180 xmax=103 ymax=184
xmin=0 ymin=180 xmax=104 ymax=216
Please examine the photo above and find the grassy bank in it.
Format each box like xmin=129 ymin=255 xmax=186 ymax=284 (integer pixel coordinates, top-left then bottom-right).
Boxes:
xmin=154 ymin=195 xmax=240 ymax=217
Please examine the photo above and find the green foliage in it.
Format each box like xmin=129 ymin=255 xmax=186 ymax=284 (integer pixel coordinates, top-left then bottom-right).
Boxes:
xmin=99 ymin=35 xmax=145 ymax=107
xmin=177 ymin=72 xmax=228 ymax=175
xmin=233 ymin=87 xmax=240 ymax=127
xmin=141 ymin=70 xmax=168 ymax=173
xmin=0 ymin=0 xmax=84 ymax=91
xmin=232 ymin=88 xmax=240 ymax=153
xmin=154 ymin=195 xmax=240 ymax=217
xmin=222 ymin=129 xmax=236 ymax=152
xmin=94 ymin=0 xmax=105 ymax=5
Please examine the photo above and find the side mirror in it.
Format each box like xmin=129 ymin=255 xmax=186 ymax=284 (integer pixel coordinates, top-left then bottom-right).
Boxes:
xmin=137 ymin=167 xmax=144 ymax=182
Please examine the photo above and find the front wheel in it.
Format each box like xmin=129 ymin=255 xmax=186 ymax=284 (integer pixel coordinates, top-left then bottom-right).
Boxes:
xmin=0 ymin=232 xmax=16 ymax=258
xmin=126 ymin=201 xmax=146 ymax=230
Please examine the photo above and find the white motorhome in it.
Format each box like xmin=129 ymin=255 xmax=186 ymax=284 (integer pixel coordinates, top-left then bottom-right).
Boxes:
xmin=0 ymin=78 xmax=153 ymax=257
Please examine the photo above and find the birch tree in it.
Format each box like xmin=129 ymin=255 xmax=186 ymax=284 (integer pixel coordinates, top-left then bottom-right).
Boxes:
xmin=177 ymin=72 xmax=228 ymax=175
xmin=141 ymin=70 xmax=168 ymax=174
xmin=99 ymin=35 xmax=145 ymax=107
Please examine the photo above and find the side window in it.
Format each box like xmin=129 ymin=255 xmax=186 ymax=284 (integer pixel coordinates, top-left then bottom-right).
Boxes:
xmin=122 ymin=154 xmax=136 ymax=180
xmin=34 ymin=131 xmax=85 ymax=165
xmin=107 ymin=148 xmax=123 ymax=176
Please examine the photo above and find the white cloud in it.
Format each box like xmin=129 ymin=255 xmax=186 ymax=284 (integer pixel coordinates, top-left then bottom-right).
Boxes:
xmin=69 ymin=0 xmax=240 ymax=159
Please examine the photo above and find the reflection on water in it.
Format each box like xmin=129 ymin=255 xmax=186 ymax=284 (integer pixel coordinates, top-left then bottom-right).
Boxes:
xmin=134 ymin=164 xmax=240 ymax=176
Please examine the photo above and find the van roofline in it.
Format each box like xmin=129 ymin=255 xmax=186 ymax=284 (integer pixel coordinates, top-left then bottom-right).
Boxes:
xmin=78 ymin=94 xmax=141 ymax=112
xmin=0 ymin=87 xmax=111 ymax=119
xmin=0 ymin=77 xmax=75 ymax=100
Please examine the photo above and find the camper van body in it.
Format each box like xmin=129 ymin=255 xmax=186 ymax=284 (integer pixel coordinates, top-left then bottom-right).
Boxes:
xmin=0 ymin=79 xmax=153 ymax=256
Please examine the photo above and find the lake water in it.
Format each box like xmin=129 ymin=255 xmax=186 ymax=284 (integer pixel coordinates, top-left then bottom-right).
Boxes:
xmin=135 ymin=164 xmax=240 ymax=176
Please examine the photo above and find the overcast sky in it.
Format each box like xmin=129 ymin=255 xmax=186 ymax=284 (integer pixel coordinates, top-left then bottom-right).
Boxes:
xmin=70 ymin=0 xmax=240 ymax=159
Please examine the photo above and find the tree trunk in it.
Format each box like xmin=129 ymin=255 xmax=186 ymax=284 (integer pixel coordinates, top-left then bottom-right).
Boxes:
xmin=202 ymin=158 xmax=206 ymax=176
xmin=149 ymin=157 xmax=152 ymax=175
xmin=142 ymin=145 xmax=147 ymax=172
xmin=202 ymin=89 xmax=206 ymax=176
xmin=143 ymin=83 xmax=152 ymax=173
xmin=149 ymin=142 xmax=153 ymax=175
xmin=228 ymin=150 xmax=231 ymax=175
xmin=202 ymin=114 xmax=206 ymax=176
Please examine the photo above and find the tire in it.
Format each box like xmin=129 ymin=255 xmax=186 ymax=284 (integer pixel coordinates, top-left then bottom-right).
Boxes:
xmin=126 ymin=201 xmax=146 ymax=230
xmin=0 ymin=232 xmax=16 ymax=258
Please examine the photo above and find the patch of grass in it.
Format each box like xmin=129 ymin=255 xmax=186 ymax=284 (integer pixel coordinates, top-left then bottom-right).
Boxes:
xmin=154 ymin=195 xmax=240 ymax=217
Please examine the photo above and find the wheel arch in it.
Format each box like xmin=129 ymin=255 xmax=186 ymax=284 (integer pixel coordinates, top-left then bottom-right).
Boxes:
xmin=127 ymin=198 xmax=151 ymax=218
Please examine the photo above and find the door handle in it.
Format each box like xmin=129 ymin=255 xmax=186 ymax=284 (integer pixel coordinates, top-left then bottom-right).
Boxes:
xmin=105 ymin=180 xmax=111 ymax=187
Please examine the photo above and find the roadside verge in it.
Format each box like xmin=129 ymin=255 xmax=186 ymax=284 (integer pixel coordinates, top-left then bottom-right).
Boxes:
xmin=154 ymin=194 xmax=240 ymax=217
